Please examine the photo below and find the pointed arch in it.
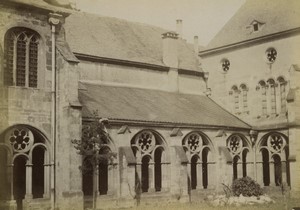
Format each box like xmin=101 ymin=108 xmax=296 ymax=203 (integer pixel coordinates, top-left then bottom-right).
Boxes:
xmin=258 ymin=132 xmax=289 ymax=186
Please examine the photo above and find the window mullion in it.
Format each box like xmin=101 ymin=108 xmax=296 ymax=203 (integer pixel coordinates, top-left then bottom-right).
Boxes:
xmin=25 ymin=41 xmax=30 ymax=87
xmin=13 ymin=39 xmax=17 ymax=86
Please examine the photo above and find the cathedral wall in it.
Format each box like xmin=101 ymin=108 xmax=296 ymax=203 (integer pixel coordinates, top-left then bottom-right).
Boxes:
xmin=201 ymin=34 xmax=300 ymax=125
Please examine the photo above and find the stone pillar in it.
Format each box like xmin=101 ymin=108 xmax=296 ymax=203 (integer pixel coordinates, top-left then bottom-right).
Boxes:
xmin=107 ymin=164 xmax=114 ymax=195
xmin=269 ymin=161 xmax=275 ymax=186
xmin=148 ymin=161 xmax=155 ymax=192
xmin=237 ymin=161 xmax=243 ymax=178
xmin=161 ymin=162 xmax=168 ymax=191
xmin=247 ymin=162 xmax=254 ymax=179
xmin=281 ymin=161 xmax=287 ymax=184
xmin=256 ymin=156 xmax=264 ymax=186
xmin=25 ymin=163 xmax=33 ymax=199
xmin=44 ymin=163 xmax=50 ymax=198
xmin=207 ymin=162 xmax=216 ymax=189
xmin=9 ymin=164 xmax=14 ymax=201
xmin=120 ymin=157 xmax=129 ymax=197
xmin=196 ymin=162 xmax=203 ymax=189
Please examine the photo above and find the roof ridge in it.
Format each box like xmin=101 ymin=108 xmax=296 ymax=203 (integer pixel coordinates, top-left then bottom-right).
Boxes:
xmin=70 ymin=11 xmax=170 ymax=33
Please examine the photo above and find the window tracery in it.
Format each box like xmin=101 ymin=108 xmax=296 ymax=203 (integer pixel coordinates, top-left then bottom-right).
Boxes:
xmin=265 ymin=48 xmax=277 ymax=63
xmin=4 ymin=28 xmax=40 ymax=88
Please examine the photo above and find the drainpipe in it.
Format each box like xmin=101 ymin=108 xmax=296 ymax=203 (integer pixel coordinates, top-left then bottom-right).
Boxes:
xmin=48 ymin=13 xmax=61 ymax=210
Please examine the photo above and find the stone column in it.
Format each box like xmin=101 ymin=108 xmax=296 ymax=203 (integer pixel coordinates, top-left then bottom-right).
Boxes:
xmin=107 ymin=164 xmax=114 ymax=195
xmin=148 ymin=161 xmax=155 ymax=192
xmin=196 ymin=162 xmax=203 ymax=189
xmin=161 ymin=162 xmax=168 ymax=191
xmin=43 ymin=163 xmax=50 ymax=198
xmin=9 ymin=164 xmax=14 ymax=201
xmin=237 ymin=161 xmax=243 ymax=178
xmin=269 ymin=161 xmax=275 ymax=186
xmin=25 ymin=163 xmax=33 ymax=199
xmin=256 ymin=155 xmax=264 ymax=186
xmin=207 ymin=162 xmax=216 ymax=189
xmin=281 ymin=161 xmax=287 ymax=184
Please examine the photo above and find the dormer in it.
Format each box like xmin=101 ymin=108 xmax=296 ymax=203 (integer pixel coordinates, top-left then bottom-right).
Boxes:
xmin=247 ymin=20 xmax=265 ymax=33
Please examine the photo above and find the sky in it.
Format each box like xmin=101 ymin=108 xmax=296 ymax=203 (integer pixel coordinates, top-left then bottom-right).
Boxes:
xmin=74 ymin=0 xmax=246 ymax=46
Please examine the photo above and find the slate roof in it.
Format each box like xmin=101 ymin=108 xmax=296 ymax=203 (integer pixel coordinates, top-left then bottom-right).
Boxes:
xmin=5 ymin=0 xmax=74 ymax=14
xmin=79 ymin=82 xmax=250 ymax=129
xmin=64 ymin=12 xmax=201 ymax=71
xmin=204 ymin=0 xmax=300 ymax=51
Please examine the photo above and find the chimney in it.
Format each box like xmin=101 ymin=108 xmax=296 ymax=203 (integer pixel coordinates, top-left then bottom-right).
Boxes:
xmin=162 ymin=31 xmax=178 ymax=68
xmin=176 ymin=19 xmax=183 ymax=39
xmin=193 ymin=36 xmax=199 ymax=54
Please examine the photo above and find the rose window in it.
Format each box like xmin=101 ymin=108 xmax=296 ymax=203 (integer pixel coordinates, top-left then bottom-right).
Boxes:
xmin=267 ymin=134 xmax=285 ymax=153
xmin=228 ymin=135 xmax=242 ymax=154
xmin=186 ymin=133 xmax=202 ymax=152
xmin=136 ymin=131 xmax=155 ymax=152
xmin=8 ymin=127 xmax=34 ymax=153
xmin=266 ymin=48 xmax=277 ymax=63
xmin=221 ymin=59 xmax=230 ymax=72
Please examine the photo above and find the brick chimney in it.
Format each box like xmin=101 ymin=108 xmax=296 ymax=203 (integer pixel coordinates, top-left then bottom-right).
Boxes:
xmin=176 ymin=19 xmax=183 ymax=39
xmin=162 ymin=31 xmax=178 ymax=68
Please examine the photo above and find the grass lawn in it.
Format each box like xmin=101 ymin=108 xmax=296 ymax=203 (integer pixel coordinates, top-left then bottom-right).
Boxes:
xmin=125 ymin=197 xmax=300 ymax=210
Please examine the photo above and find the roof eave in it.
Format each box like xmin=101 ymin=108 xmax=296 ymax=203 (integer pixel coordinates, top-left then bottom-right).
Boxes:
xmin=82 ymin=117 xmax=251 ymax=131
xmin=199 ymin=27 xmax=300 ymax=57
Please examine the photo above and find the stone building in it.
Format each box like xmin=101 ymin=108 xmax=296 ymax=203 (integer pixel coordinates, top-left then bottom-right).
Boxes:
xmin=0 ymin=0 xmax=299 ymax=210
xmin=199 ymin=0 xmax=300 ymax=195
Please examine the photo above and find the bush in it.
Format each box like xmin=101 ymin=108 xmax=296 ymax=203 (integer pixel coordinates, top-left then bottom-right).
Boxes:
xmin=231 ymin=176 xmax=263 ymax=197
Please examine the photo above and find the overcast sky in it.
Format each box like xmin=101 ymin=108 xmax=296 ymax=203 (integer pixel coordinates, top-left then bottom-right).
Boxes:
xmin=74 ymin=0 xmax=246 ymax=46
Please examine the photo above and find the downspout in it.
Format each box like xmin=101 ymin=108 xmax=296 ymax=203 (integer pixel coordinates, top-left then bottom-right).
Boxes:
xmin=48 ymin=14 xmax=61 ymax=210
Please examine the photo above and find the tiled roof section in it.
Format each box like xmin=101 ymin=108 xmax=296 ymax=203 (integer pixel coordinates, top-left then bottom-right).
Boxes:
xmin=205 ymin=0 xmax=300 ymax=50
xmin=79 ymin=82 xmax=250 ymax=129
xmin=64 ymin=12 xmax=201 ymax=71
xmin=6 ymin=0 xmax=74 ymax=14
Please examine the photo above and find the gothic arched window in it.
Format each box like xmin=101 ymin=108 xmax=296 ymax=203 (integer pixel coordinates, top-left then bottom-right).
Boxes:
xmin=227 ymin=134 xmax=250 ymax=180
xmin=131 ymin=130 xmax=167 ymax=193
xmin=4 ymin=28 xmax=39 ymax=88
xmin=277 ymin=77 xmax=287 ymax=114
xmin=231 ymin=86 xmax=240 ymax=115
xmin=240 ymin=84 xmax=248 ymax=114
xmin=258 ymin=133 xmax=288 ymax=186
xmin=258 ymin=80 xmax=267 ymax=116
xmin=267 ymin=79 xmax=277 ymax=115
xmin=182 ymin=132 xmax=213 ymax=189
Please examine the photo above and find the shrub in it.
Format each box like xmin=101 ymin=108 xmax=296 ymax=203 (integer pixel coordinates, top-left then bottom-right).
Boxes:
xmin=231 ymin=176 xmax=263 ymax=197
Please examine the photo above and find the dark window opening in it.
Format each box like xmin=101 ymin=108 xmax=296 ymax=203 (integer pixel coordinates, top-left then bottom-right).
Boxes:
xmin=191 ymin=156 xmax=198 ymax=190
xmin=32 ymin=147 xmax=45 ymax=198
xmin=99 ymin=162 xmax=108 ymax=195
xmin=262 ymin=150 xmax=270 ymax=186
xmin=0 ymin=148 xmax=8 ymax=199
xmin=13 ymin=157 xmax=26 ymax=210
xmin=141 ymin=156 xmax=150 ymax=192
xmin=202 ymin=149 xmax=208 ymax=189
xmin=154 ymin=149 xmax=162 ymax=192
xmin=233 ymin=156 xmax=239 ymax=180
xmin=274 ymin=155 xmax=282 ymax=186
xmin=253 ymin=23 xmax=259 ymax=31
